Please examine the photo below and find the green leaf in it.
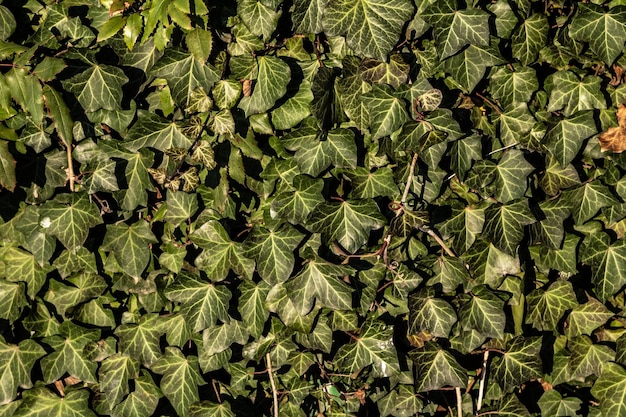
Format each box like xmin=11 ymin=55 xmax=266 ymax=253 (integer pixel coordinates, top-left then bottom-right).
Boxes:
xmin=537 ymin=391 xmax=580 ymax=417
xmin=6 ymin=68 xmax=44 ymax=125
xmin=40 ymin=193 xmax=102 ymax=252
xmin=511 ymin=14 xmax=548 ymax=65
xmin=190 ymin=220 xmax=255 ymax=280
xmin=359 ymin=55 xmax=410 ymax=89
xmin=364 ymin=84 xmax=409 ymax=140
xmin=185 ymin=28 xmax=212 ymax=62
xmin=438 ymin=204 xmax=485 ymax=255
xmin=125 ymin=112 xmax=192 ymax=152
xmin=561 ymin=180 xmax=618 ymax=225
xmin=0 ymin=6 xmax=16 ymax=41
xmin=410 ymin=342 xmax=467 ymax=391
xmin=540 ymin=156 xmax=581 ymax=196
xmin=0 ymin=246 xmax=47 ymax=298
xmin=533 ymin=197 xmax=571 ymax=250
xmin=430 ymin=255 xmax=471 ymax=293
xmin=202 ymin=321 xmax=247 ymax=357
xmin=565 ymin=297 xmax=613 ymax=339
xmin=164 ymin=272 xmax=231 ymax=332
xmin=546 ymin=72 xmax=606 ymax=117
xmin=0 ymin=141 xmax=15 ymax=192
xmin=377 ymin=384 xmax=423 ymax=417
xmin=292 ymin=0 xmax=325 ymax=33
xmin=568 ymin=335 xmax=614 ymax=380
xmin=496 ymin=104 xmax=536 ymax=148
xmin=115 ymin=313 xmax=163 ymax=366
xmin=242 ymin=224 xmax=303 ymax=286
xmin=44 ymin=273 xmax=106 ymax=317
xmin=0 ymin=336 xmax=45 ymax=404
xmin=444 ymin=42 xmax=505 ymax=93
xmin=43 ymin=85 xmax=73 ymax=147
xmin=570 ymin=4 xmax=626 ymax=64
xmin=238 ymin=56 xmax=290 ymax=116
xmin=40 ymin=322 xmax=100 ymax=384
xmin=591 ymin=362 xmax=626 ymax=417
xmin=151 ymin=49 xmax=219 ymax=107
xmin=526 ymin=281 xmax=578 ymax=332
xmin=544 ymin=111 xmax=598 ymax=166
xmin=164 ymin=191 xmax=198 ymax=226
xmin=483 ymin=199 xmax=536 ymax=256
xmin=334 ymin=319 xmax=400 ymax=378
xmin=422 ymin=0 xmax=490 ymax=59
xmin=492 ymin=336 xmax=542 ymax=393
xmin=270 ymin=175 xmax=324 ymax=224
xmin=102 ymin=221 xmax=157 ymax=278
xmin=284 ymin=251 xmax=354 ymax=315
xmin=283 ymin=127 xmax=357 ymax=176
xmin=0 ymin=280 xmax=27 ymax=322
xmin=581 ymin=233 xmax=626 ymax=301
xmin=271 ymin=80 xmax=313 ymax=130
xmin=111 ymin=374 xmax=161 ymax=417
xmin=238 ymin=280 xmax=270 ymax=337
xmin=488 ymin=65 xmax=539 ymax=111
xmin=343 ymin=167 xmax=399 ymax=199
xmin=408 ymin=287 xmax=457 ymax=338
xmin=99 ymin=354 xmax=140 ymax=409
xmin=493 ymin=150 xmax=533 ymax=203
xmin=462 ymin=240 xmax=520 ymax=288
xmin=189 ymin=402 xmax=235 ymax=417
xmin=336 ymin=56 xmax=371 ymax=132
xmin=238 ymin=0 xmax=280 ymax=40
xmin=306 ymin=199 xmax=386 ymax=253
xmin=13 ymin=387 xmax=96 ymax=417
xmin=458 ymin=286 xmax=507 ymax=339
xmin=322 ymin=0 xmax=414 ymax=61
xmin=63 ymin=64 xmax=128 ymax=112
xmin=152 ymin=347 xmax=205 ymax=417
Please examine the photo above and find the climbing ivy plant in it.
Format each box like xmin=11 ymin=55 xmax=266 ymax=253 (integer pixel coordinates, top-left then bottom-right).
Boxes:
xmin=2 ymin=0 xmax=626 ymax=415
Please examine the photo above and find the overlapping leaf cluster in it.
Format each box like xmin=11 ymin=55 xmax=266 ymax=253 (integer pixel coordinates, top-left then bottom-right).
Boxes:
xmin=1 ymin=0 xmax=626 ymax=415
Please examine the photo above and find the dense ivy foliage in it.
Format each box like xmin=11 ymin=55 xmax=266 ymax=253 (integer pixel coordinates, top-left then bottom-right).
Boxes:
xmin=2 ymin=0 xmax=626 ymax=415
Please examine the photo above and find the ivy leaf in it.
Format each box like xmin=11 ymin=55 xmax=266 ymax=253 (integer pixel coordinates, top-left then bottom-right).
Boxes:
xmin=45 ymin=273 xmax=107 ymax=317
xmin=438 ymin=203 xmax=485 ymax=255
xmin=270 ymin=175 xmax=324 ymax=224
xmin=540 ymin=156 xmax=581 ymax=196
xmin=189 ymin=402 xmax=235 ymax=417
xmin=285 ymin=251 xmax=354 ymax=315
xmin=336 ymin=56 xmax=371 ymax=132
xmin=568 ymin=335 xmax=614 ymax=380
xmin=462 ymin=240 xmax=520 ymax=288
xmin=190 ymin=220 xmax=255 ymax=281
xmin=271 ymin=80 xmax=313 ymax=130
xmin=164 ymin=272 xmax=231 ymax=332
xmin=581 ymin=233 xmax=626 ymax=302
xmin=40 ymin=322 xmax=100 ymax=384
xmin=283 ymin=128 xmax=357 ymax=177
xmin=124 ymin=112 xmax=192 ymax=152
xmin=40 ymin=193 xmax=102 ymax=252
xmin=322 ymin=0 xmax=414 ymax=61
xmin=511 ymin=14 xmax=548 ymax=65
xmin=526 ymin=281 xmax=578 ymax=332
xmin=496 ymin=104 xmax=536 ymax=148
xmin=152 ymin=347 xmax=205 ymax=417
xmin=430 ymin=255 xmax=471 ymax=293
xmin=544 ymin=111 xmax=597 ymax=166
xmin=410 ymin=342 xmax=467 ymax=391
xmin=114 ymin=313 xmax=164 ymax=366
xmin=292 ymin=0 xmax=325 ymax=33
xmin=6 ymin=68 xmax=44 ymax=125
xmin=238 ymin=280 xmax=270 ymax=338
xmin=546 ymin=72 xmax=606 ymax=117
xmin=488 ymin=64 xmax=539 ymax=111
xmin=98 ymin=354 xmax=139 ymax=409
xmin=408 ymin=287 xmax=457 ymax=338
xmin=0 ymin=246 xmax=47 ymax=298
xmin=493 ymin=149 xmax=533 ymax=203
xmin=164 ymin=191 xmax=198 ymax=226
xmin=111 ymin=374 xmax=161 ymax=417
xmin=377 ymin=384 xmax=423 ymax=417
xmin=483 ymin=199 xmax=536 ymax=256
xmin=334 ymin=319 xmax=399 ymax=378
xmin=101 ymin=221 xmax=157 ymax=278
xmin=561 ymin=180 xmax=618 ymax=225
xmin=343 ymin=167 xmax=399 ymax=199
xmin=533 ymin=197 xmax=571 ymax=250
xmin=569 ymin=4 xmax=626 ymax=64
xmin=242 ymin=224 xmax=303 ymax=286
xmin=13 ymin=387 xmax=96 ymax=417
xmin=237 ymin=0 xmax=279 ymax=40
xmin=364 ymin=84 xmax=409 ymax=140
xmin=63 ymin=64 xmax=128 ymax=112
xmin=458 ymin=286 xmax=507 ymax=339
xmin=591 ymin=362 xmax=626 ymax=416
xmin=537 ymin=390 xmax=580 ymax=417
xmin=306 ymin=199 xmax=386 ymax=253
xmin=0 ymin=281 xmax=27 ymax=322
xmin=359 ymin=55 xmax=410 ymax=89
xmin=444 ymin=42 xmax=505 ymax=93
xmin=565 ymin=297 xmax=613 ymax=339
xmin=151 ymin=49 xmax=219 ymax=107
xmin=0 ymin=336 xmax=45 ymax=404
xmin=238 ymin=56 xmax=290 ymax=116
xmin=491 ymin=336 xmax=542 ymax=393
xmin=422 ymin=0 xmax=490 ymax=59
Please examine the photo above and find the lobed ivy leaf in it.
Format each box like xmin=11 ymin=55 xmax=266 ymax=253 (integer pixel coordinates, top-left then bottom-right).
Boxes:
xmin=101 ymin=221 xmax=157 ymax=278
xmin=114 ymin=313 xmax=164 ymax=367
xmin=0 ymin=336 xmax=45 ymax=405
xmin=526 ymin=280 xmax=578 ymax=332
xmin=538 ymin=390 xmax=582 ymax=417
xmin=13 ymin=387 xmax=96 ymax=417
xmin=410 ymin=342 xmax=467 ymax=392
xmin=408 ymin=287 xmax=457 ymax=338
xmin=568 ymin=335 xmax=614 ymax=380
xmin=483 ymin=199 xmax=536 ymax=256
xmin=491 ymin=336 xmax=542 ymax=393
xmin=569 ymin=4 xmax=626 ymax=65
xmin=63 ymin=64 xmax=128 ymax=112
xmin=591 ymin=362 xmax=626 ymax=417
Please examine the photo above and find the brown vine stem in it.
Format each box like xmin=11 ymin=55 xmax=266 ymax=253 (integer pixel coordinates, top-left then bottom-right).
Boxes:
xmin=476 ymin=351 xmax=489 ymax=412
xmin=455 ymin=387 xmax=462 ymax=417
xmin=266 ymin=353 xmax=279 ymax=417
xmin=475 ymin=92 xmax=502 ymax=116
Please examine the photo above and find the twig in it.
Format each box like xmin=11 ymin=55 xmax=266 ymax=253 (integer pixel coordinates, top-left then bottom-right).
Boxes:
xmin=401 ymin=153 xmax=419 ymax=206
xmin=266 ymin=353 xmax=279 ymax=417
xmin=477 ymin=351 xmax=489 ymax=412
xmin=456 ymin=387 xmax=463 ymax=417
xmin=211 ymin=379 xmax=222 ymax=404
xmin=475 ymin=92 xmax=502 ymax=115
xmin=65 ymin=141 xmax=75 ymax=192
xmin=421 ymin=227 xmax=456 ymax=257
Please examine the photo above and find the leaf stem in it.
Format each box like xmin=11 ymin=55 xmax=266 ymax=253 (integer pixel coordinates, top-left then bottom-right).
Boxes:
xmin=400 ymin=152 xmax=419 ymax=207
xmin=455 ymin=387 xmax=462 ymax=417
xmin=266 ymin=352 xmax=279 ymax=417
xmin=476 ymin=351 xmax=489 ymax=412
xmin=65 ymin=140 xmax=75 ymax=192
xmin=420 ymin=227 xmax=456 ymax=257
xmin=475 ymin=92 xmax=502 ymax=115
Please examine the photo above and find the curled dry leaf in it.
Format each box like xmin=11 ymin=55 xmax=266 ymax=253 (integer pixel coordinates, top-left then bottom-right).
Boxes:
xmin=599 ymin=103 xmax=626 ymax=153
